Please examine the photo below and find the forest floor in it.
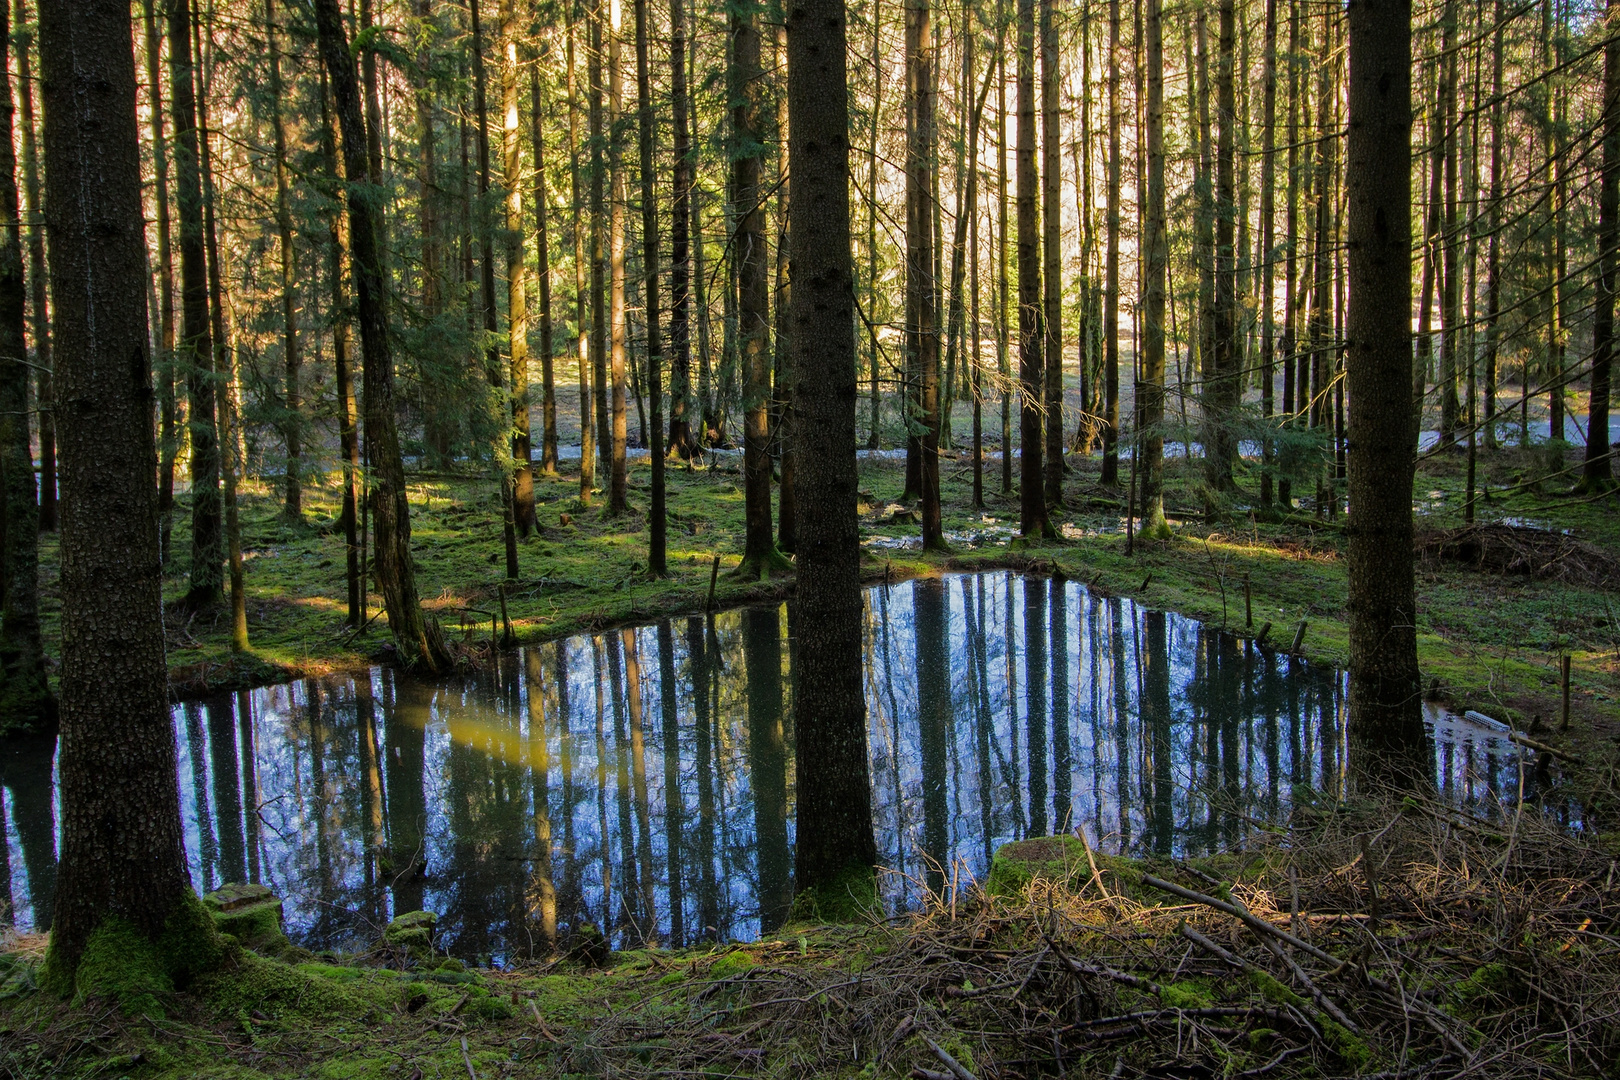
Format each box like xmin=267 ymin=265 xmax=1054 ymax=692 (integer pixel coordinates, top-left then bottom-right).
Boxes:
xmin=1 ymin=795 xmax=1615 ymax=1078
xmin=31 ymin=425 xmax=1620 ymax=763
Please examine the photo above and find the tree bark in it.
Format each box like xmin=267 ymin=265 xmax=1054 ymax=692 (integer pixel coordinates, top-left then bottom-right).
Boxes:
xmin=1345 ymin=0 xmax=1427 ymax=785
xmin=39 ymin=0 xmax=217 ymax=988
xmin=167 ymin=0 xmax=220 ymax=610
xmin=267 ymin=0 xmax=302 ymax=524
xmin=1040 ymin=0 xmax=1063 ymax=510
xmin=1016 ymin=0 xmax=1049 ymax=538
xmin=500 ymin=0 xmax=535 ymax=535
xmin=668 ymin=0 xmax=695 ymax=458
xmin=734 ymin=0 xmax=781 ymax=576
xmin=608 ymin=0 xmax=630 ymax=515
xmin=531 ymin=63 xmax=560 ymax=476
xmin=1138 ymin=0 xmax=1168 ymax=537
xmin=1205 ymin=0 xmax=1238 ymax=495
xmin=16 ymin=0 xmax=54 ymax=535
xmin=1101 ymin=0 xmax=1122 ymax=486
xmin=787 ymin=0 xmax=877 ymax=900
xmin=568 ymin=12 xmax=595 ymax=503
xmin=319 ymin=70 xmax=362 ymax=628
xmin=906 ymin=0 xmax=943 ymax=547
xmin=314 ymin=0 xmax=446 ymax=671
xmin=634 ymin=0 xmax=667 ymax=574
xmin=1257 ymin=0 xmax=1277 ymax=506
xmin=1586 ymin=0 xmax=1618 ymax=490
xmin=0 ymin=0 xmax=51 ymax=735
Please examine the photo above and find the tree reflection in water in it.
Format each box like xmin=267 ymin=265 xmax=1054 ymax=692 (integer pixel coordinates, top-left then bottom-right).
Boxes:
xmin=0 ymin=574 xmax=1568 ymax=954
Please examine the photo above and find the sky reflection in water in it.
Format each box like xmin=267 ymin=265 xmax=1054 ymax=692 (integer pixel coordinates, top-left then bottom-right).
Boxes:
xmin=0 ymin=573 xmax=1567 ymax=959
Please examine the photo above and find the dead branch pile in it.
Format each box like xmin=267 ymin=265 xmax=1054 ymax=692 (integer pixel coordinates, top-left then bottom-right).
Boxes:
xmin=558 ymin=801 xmax=1618 ymax=1079
xmin=1417 ymin=522 xmax=1620 ymax=590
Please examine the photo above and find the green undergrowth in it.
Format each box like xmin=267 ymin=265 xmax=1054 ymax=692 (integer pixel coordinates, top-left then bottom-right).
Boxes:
xmin=30 ymin=438 xmax=1618 ymax=760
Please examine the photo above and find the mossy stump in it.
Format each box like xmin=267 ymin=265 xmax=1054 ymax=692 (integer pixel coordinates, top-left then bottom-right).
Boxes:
xmin=384 ymin=910 xmax=439 ymax=959
xmin=987 ymin=835 xmax=1141 ymax=897
xmin=202 ymin=882 xmax=288 ymax=955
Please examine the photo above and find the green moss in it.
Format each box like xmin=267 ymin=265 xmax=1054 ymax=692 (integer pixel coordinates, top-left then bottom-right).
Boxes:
xmin=199 ymin=952 xmax=386 ymax=1027
xmin=1323 ymin=1019 xmax=1373 ymax=1069
xmin=1450 ymin=962 xmax=1510 ymax=1009
xmin=709 ymin=950 xmax=760 ymax=979
xmin=788 ymin=863 xmax=881 ymax=924
xmin=39 ymin=892 xmax=225 ymax=1016
xmin=1160 ymin=980 xmax=1216 ymax=1010
xmin=1247 ymin=969 xmax=1307 ymax=1010
xmin=986 ymin=835 xmax=1136 ymax=898
xmin=202 ymin=883 xmax=287 ymax=956
xmin=383 ymin=909 xmax=438 ymax=955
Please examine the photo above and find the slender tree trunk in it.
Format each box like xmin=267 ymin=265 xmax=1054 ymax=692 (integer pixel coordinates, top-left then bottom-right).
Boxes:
xmin=735 ymin=0 xmax=780 ymax=575
xmin=315 ymin=0 xmax=446 ymax=670
xmin=774 ymin=25 xmax=795 ymax=553
xmin=1016 ymin=0 xmax=1048 ymax=538
xmin=470 ymin=0 xmax=521 ymax=578
xmin=168 ymin=0 xmax=220 ymax=610
xmin=1345 ymin=0 xmax=1426 ymax=784
xmin=1481 ymin=0 xmax=1503 ymax=453
xmin=867 ymin=0 xmax=884 ymax=450
xmin=634 ymin=0 xmax=666 ymax=574
xmin=668 ymin=0 xmax=695 ymax=458
xmin=1257 ymin=0 xmax=1277 ymax=506
xmin=998 ymin=34 xmax=1012 ymax=495
xmin=39 ymin=0 xmax=215 ymax=988
xmin=1139 ymin=0 xmax=1169 ymax=536
xmin=590 ymin=0 xmax=611 ymax=475
xmin=501 ymin=0 xmax=536 ymax=534
xmin=787 ymin=0 xmax=878 ymax=896
xmin=413 ymin=0 xmax=448 ymax=465
xmin=1587 ymin=0 xmax=1619 ymax=490
xmin=1439 ymin=0 xmax=1461 ymax=443
xmin=321 ymin=75 xmax=362 ymax=628
xmin=531 ymin=63 xmax=560 ymax=476
xmin=1040 ymin=0 xmax=1063 ymax=509
xmin=608 ymin=1 xmax=630 ymax=515
xmin=907 ymin=0 xmax=944 ymax=546
xmin=568 ymin=13 xmax=595 ymax=503
xmin=1205 ymin=0 xmax=1238 ymax=495
xmin=1101 ymin=0 xmax=1122 ymax=486
xmin=0 ymin=0 xmax=51 ymax=733
xmin=267 ymin=0 xmax=302 ymax=524
xmin=17 ymin=0 xmax=54 ymax=535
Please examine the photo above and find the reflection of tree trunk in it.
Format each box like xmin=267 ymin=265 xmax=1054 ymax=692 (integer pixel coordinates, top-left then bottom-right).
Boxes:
xmin=622 ymin=630 xmax=658 ymax=943
xmin=1 ymin=738 xmax=56 ymax=930
xmin=1049 ymin=578 xmax=1070 ymax=831
xmin=357 ymin=675 xmax=385 ymax=918
xmin=185 ymin=702 xmax=218 ymax=892
xmin=386 ymin=673 xmax=429 ymax=917
xmin=605 ymin=634 xmax=638 ymax=939
xmin=688 ymin=617 xmax=718 ymax=940
xmin=207 ymin=696 xmax=245 ymax=885
xmin=1023 ymin=578 xmax=1048 ymax=836
xmin=525 ymin=647 xmax=557 ymax=953
xmin=657 ymin=622 xmax=685 ymax=946
xmin=1142 ymin=612 xmax=1172 ymax=855
xmin=237 ymin=690 xmax=262 ymax=884
xmin=963 ymin=578 xmax=994 ymax=864
xmin=305 ymin=682 xmax=337 ymax=939
xmin=591 ymin=636 xmax=614 ymax=932
xmin=743 ymin=607 xmax=790 ymax=932
xmin=554 ymin=640 xmax=580 ymax=925
xmin=1002 ymin=574 xmax=1024 ymax=837
xmin=914 ymin=580 xmax=950 ymax=894
xmin=0 ymin=772 xmax=10 ymax=923
xmin=1108 ymin=599 xmax=1131 ymax=848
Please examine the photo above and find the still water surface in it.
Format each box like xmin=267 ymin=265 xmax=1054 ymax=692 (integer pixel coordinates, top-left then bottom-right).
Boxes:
xmin=0 ymin=573 xmax=1558 ymax=959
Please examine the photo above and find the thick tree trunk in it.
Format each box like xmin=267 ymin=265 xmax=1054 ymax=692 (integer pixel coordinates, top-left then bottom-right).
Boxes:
xmin=314 ymin=0 xmax=446 ymax=671
xmin=1040 ymin=0 xmax=1062 ymax=510
xmin=1016 ymin=0 xmax=1049 ymax=538
xmin=634 ymin=0 xmax=666 ymax=574
xmin=1345 ymin=0 xmax=1427 ymax=785
xmin=320 ymin=72 xmax=362 ymax=628
xmin=168 ymin=0 xmax=221 ymax=610
xmin=39 ymin=0 xmax=218 ymax=989
xmin=1138 ymin=0 xmax=1168 ymax=537
xmin=16 ymin=0 xmax=54 ymax=535
xmin=0 ymin=0 xmax=51 ymax=735
xmin=267 ymin=0 xmax=302 ymax=524
xmin=787 ymin=0 xmax=877 ymax=900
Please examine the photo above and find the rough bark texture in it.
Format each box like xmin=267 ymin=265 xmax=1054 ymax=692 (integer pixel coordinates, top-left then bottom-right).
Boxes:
xmin=501 ymin=0 xmax=535 ymax=535
xmin=267 ymin=0 xmax=301 ymax=524
xmin=314 ymin=0 xmax=445 ymax=671
xmin=0 ymin=0 xmax=52 ymax=735
xmin=1345 ymin=0 xmax=1428 ymax=786
xmin=608 ymin=1 xmax=630 ymax=516
xmin=39 ymin=0 xmax=215 ymax=984
xmin=531 ymin=64 xmax=559 ymax=477
xmin=1101 ymin=0 xmax=1121 ymax=487
xmin=787 ymin=0 xmax=877 ymax=898
xmin=668 ymin=0 xmax=694 ymax=459
xmin=1016 ymin=0 xmax=1049 ymax=538
xmin=16 ymin=0 xmax=54 ymax=535
xmin=1205 ymin=0 xmax=1239 ymax=494
xmin=634 ymin=0 xmax=666 ymax=574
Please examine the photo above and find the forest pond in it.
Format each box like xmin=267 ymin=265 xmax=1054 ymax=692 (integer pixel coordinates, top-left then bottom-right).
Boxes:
xmin=0 ymin=573 xmax=1568 ymax=960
